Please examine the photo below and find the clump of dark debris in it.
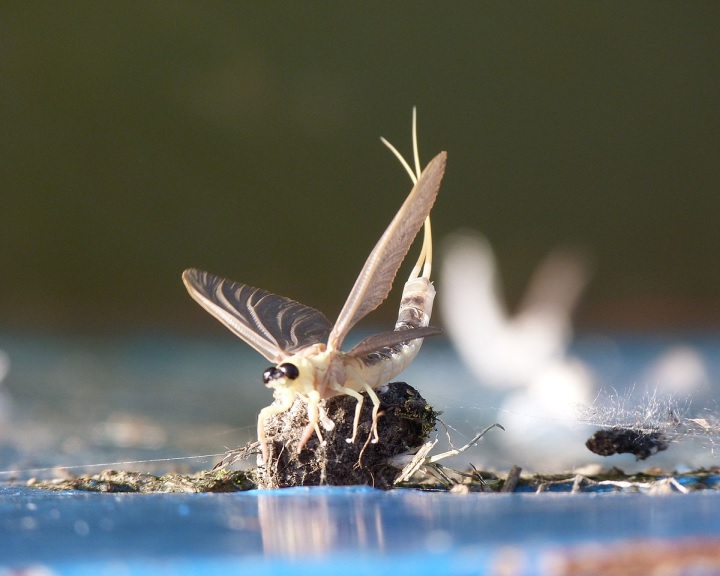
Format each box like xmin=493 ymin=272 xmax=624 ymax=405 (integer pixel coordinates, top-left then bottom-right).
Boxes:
xmin=27 ymin=381 xmax=440 ymax=492
xmin=586 ymin=426 xmax=670 ymax=460
xmin=254 ymin=381 xmax=439 ymax=489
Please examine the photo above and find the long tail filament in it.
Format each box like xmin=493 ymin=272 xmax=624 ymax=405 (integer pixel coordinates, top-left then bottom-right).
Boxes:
xmin=380 ymin=106 xmax=432 ymax=283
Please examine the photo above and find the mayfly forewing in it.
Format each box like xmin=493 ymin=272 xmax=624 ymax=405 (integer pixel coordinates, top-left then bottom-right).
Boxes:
xmin=182 ymin=268 xmax=333 ymax=363
xmin=326 ymin=151 xmax=447 ymax=352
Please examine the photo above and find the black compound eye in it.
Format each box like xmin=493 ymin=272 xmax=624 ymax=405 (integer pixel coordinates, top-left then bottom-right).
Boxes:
xmin=262 ymin=367 xmax=283 ymax=384
xmin=278 ymin=363 xmax=300 ymax=380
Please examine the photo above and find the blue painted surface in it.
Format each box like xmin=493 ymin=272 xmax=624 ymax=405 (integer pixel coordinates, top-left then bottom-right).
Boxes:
xmin=2 ymin=334 xmax=720 ymax=573
xmin=2 ymin=485 xmax=720 ymax=574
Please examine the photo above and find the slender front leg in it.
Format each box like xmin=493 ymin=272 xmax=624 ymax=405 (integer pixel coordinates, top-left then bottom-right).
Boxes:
xmin=257 ymin=393 xmax=295 ymax=464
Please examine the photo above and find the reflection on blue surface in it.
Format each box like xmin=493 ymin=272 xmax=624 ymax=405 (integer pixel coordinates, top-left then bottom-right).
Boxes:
xmin=2 ymin=333 xmax=720 ymax=573
xmin=2 ymin=485 xmax=720 ymax=574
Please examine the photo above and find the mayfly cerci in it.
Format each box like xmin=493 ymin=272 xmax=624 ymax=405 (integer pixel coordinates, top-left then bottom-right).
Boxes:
xmin=183 ymin=113 xmax=447 ymax=464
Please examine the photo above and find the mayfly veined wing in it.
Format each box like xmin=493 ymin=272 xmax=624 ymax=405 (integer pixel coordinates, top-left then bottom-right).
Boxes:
xmin=183 ymin=113 xmax=446 ymax=463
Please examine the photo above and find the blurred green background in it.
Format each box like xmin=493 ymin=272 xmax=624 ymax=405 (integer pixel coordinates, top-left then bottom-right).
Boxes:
xmin=2 ymin=2 xmax=719 ymax=335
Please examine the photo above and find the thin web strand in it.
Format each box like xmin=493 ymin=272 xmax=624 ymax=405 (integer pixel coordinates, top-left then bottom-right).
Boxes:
xmin=0 ymin=453 xmax=229 ymax=479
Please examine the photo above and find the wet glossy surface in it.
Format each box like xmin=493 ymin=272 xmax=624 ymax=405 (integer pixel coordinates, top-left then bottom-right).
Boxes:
xmin=2 ymin=485 xmax=720 ymax=574
xmin=2 ymin=334 xmax=720 ymax=573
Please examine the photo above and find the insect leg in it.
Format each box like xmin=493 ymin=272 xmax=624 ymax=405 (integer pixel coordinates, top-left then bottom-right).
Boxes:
xmin=362 ymin=383 xmax=381 ymax=444
xmin=257 ymin=393 xmax=295 ymax=464
xmin=329 ymin=382 xmax=365 ymax=444
xmin=296 ymin=390 xmax=323 ymax=453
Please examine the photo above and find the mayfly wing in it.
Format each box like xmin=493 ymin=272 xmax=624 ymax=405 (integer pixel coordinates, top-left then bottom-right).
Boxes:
xmin=182 ymin=268 xmax=333 ymax=363
xmin=346 ymin=325 xmax=443 ymax=358
xmin=326 ymin=151 xmax=447 ymax=351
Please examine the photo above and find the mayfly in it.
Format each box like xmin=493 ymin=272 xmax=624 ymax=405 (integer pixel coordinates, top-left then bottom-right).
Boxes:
xmin=183 ymin=111 xmax=447 ymax=463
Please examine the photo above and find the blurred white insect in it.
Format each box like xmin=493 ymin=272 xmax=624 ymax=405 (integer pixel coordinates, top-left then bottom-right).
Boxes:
xmin=0 ymin=350 xmax=11 ymax=427
xmin=441 ymin=231 xmax=593 ymax=390
xmin=440 ymin=231 xmax=596 ymax=467
xmin=184 ymin=111 xmax=447 ymax=463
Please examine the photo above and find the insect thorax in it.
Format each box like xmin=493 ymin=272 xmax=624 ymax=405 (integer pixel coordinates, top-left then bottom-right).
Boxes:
xmin=263 ymin=345 xmax=333 ymax=399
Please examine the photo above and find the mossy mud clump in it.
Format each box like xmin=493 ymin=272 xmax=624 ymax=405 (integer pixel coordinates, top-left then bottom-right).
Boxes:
xmin=27 ymin=382 xmax=439 ymax=492
xmin=254 ymin=382 xmax=439 ymax=489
